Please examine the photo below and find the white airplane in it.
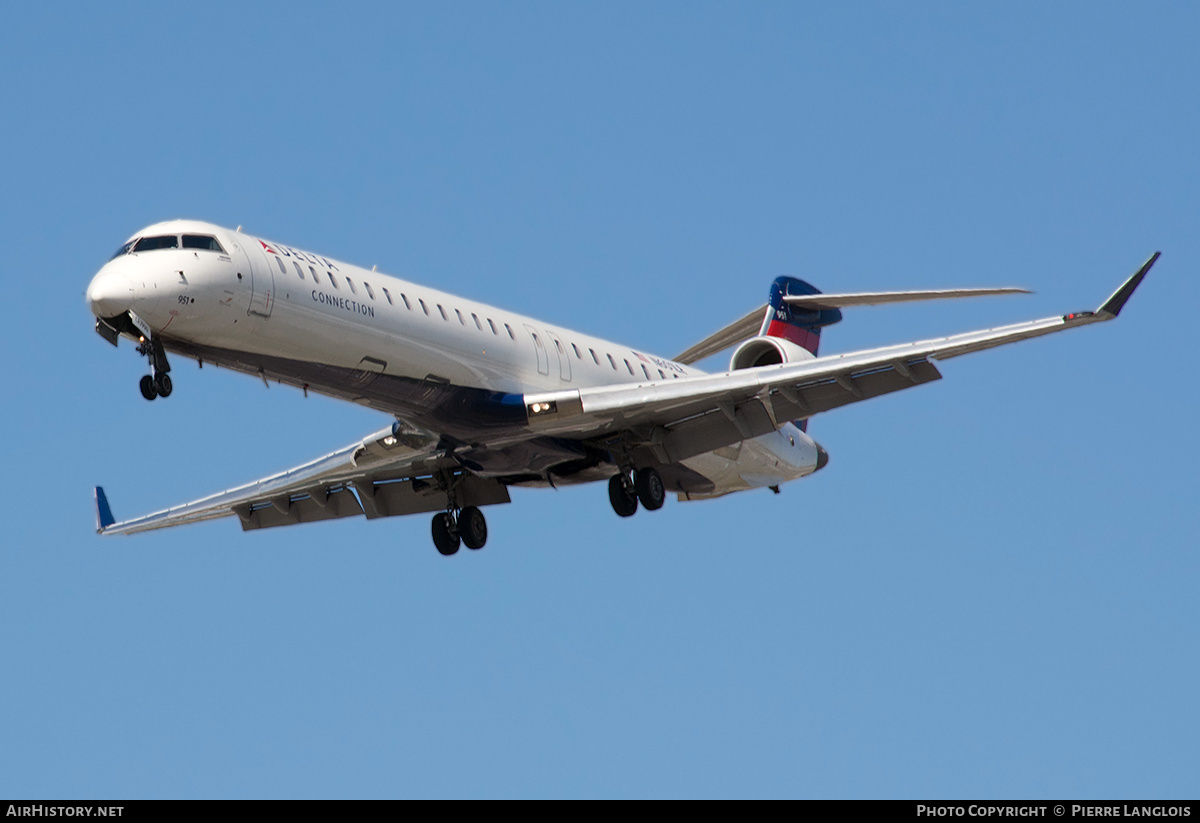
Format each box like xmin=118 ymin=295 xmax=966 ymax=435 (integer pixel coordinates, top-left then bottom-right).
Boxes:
xmin=87 ymin=220 xmax=1158 ymax=554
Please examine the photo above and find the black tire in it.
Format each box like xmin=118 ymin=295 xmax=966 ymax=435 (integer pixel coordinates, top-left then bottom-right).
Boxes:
xmin=155 ymin=373 xmax=173 ymax=398
xmin=432 ymin=513 xmax=460 ymax=556
xmin=635 ymin=467 xmax=666 ymax=511
xmin=608 ymin=474 xmax=638 ymax=517
xmin=459 ymin=506 xmax=487 ymax=550
xmin=139 ymin=374 xmax=157 ymax=400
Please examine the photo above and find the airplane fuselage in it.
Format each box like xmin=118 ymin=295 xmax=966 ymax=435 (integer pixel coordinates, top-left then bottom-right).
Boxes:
xmin=87 ymin=220 xmax=822 ymax=496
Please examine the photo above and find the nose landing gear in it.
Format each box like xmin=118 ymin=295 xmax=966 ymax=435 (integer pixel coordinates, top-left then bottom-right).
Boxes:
xmin=136 ymin=337 xmax=172 ymax=401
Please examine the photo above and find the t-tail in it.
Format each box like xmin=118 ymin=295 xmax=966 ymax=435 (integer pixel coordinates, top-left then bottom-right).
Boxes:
xmin=762 ymin=276 xmax=844 ymax=358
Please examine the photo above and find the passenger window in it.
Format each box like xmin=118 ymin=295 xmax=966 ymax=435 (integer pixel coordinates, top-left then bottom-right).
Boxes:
xmin=607 ymin=354 xmax=617 ymax=370
xmin=328 ymin=272 xmax=339 ymax=289
xmin=625 ymin=359 xmax=634 ymax=375
xmin=133 ymin=235 xmax=178 ymax=252
xmin=472 ymin=313 xmax=482 ymax=330
xmin=293 ymin=262 xmax=305 ymax=280
xmin=590 ymin=349 xmax=599 ymax=365
xmin=364 ymin=282 xmax=375 ymax=299
xmin=419 ymin=299 xmax=429 ymax=315
xmin=642 ymin=365 xmax=651 ymax=380
xmin=346 ymin=278 xmax=357 ymax=295
xmin=381 ymin=287 xmax=393 ymax=305
xmin=275 ymin=257 xmax=287 ymax=275
xmin=488 ymin=318 xmax=498 ymax=334
xmin=455 ymin=308 xmax=465 ymax=325
xmin=438 ymin=304 xmax=448 ymax=320
xmin=309 ymin=266 xmax=319 ymax=283
xmin=572 ymin=343 xmax=582 ymax=359
xmin=505 ymin=324 xmax=515 ymax=339
xmin=658 ymin=369 xmax=666 ymax=379
xmin=400 ymin=293 xmax=411 ymax=310
xmin=555 ymin=339 xmax=565 ymax=354
xmin=182 ymin=235 xmax=225 ymax=252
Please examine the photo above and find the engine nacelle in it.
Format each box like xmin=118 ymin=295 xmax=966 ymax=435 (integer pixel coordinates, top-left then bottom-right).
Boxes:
xmin=729 ymin=336 xmax=814 ymax=370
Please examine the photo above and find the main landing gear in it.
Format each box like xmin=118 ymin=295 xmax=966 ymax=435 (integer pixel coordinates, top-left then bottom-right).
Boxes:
xmin=136 ymin=337 xmax=172 ymax=401
xmin=431 ymin=506 xmax=488 ymax=556
xmin=608 ymin=467 xmax=666 ymax=517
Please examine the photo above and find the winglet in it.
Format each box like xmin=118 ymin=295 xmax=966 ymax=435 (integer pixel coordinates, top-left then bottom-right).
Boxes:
xmin=94 ymin=486 xmax=116 ymax=533
xmin=1098 ymin=252 xmax=1160 ymax=318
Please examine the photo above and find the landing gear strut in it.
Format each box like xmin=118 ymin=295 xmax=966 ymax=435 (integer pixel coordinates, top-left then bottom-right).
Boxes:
xmin=431 ymin=506 xmax=488 ymax=556
xmin=137 ymin=336 xmax=172 ymax=401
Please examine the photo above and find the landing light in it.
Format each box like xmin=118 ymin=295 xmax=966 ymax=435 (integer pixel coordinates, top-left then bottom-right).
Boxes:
xmin=528 ymin=401 xmax=557 ymax=415
xmin=382 ymin=435 xmax=397 ymax=446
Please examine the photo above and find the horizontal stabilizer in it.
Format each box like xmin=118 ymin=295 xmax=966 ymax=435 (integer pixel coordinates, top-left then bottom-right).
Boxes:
xmin=783 ymin=287 xmax=1029 ymax=310
xmin=94 ymin=486 xmax=115 ymax=533
xmin=673 ymin=305 xmax=769 ymax=365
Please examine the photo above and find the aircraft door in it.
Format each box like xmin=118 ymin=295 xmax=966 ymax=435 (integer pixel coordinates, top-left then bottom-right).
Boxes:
xmin=241 ymin=239 xmax=276 ymax=318
xmin=524 ymin=324 xmax=550 ymax=376
xmin=547 ymin=331 xmax=572 ymax=381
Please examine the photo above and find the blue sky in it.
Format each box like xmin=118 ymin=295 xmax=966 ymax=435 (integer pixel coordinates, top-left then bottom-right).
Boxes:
xmin=2 ymin=2 xmax=1197 ymax=799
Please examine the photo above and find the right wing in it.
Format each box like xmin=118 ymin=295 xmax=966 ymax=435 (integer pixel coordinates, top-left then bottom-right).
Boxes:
xmin=95 ymin=423 xmax=507 ymax=535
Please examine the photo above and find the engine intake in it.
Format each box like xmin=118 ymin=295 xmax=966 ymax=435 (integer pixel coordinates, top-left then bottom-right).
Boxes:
xmin=729 ymin=336 xmax=813 ymax=371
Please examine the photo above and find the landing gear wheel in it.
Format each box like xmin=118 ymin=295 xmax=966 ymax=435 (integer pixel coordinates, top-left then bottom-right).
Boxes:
xmin=608 ymin=474 xmax=638 ymax=517
xmin=459 ymin=506 xmax=488 ymax=550
xmin=139 ymin=374 xmax=158 ymax=401
xmin=634 ymin=468 xmax=666 ymax=511
xmin=154 ymin=373 xmax=173 ymax=398
xmin=432 ymin=513 xmax=460 ymax=556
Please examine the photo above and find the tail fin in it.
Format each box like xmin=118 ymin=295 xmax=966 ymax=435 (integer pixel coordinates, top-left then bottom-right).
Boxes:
xmin=762 ymin=277 xmax=843 ymax=357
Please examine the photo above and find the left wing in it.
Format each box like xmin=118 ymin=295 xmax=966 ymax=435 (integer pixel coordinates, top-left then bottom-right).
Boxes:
xmin=527 ymin=254 xmax=1159 ymax=462
xmin=95 ymin=423 xmax=507 ymax=535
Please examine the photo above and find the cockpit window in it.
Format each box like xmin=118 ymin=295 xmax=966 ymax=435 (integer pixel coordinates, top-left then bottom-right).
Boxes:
xmin=133 ymin=235 xmax=179 ymax=252
xmin=182 ymin=234 xmax=225 ymax=252
xmin=110 ymin=240 xmax=137 ymax=260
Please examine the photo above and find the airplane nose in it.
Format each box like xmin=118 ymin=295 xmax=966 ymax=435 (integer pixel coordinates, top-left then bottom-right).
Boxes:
xmin=87 ymin=270 xmax=134 ymax=318
xmin=814 ymin=443 xmax=830 ymax=471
